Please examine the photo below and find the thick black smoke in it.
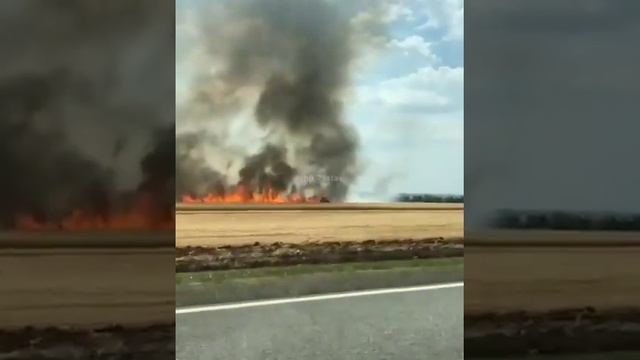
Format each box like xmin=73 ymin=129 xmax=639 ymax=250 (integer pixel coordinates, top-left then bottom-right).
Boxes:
xmin=176 ymin=132 xmax=226 ymax=198
xmin=239 ymin=145 xmax=295 ymax=193
xmin=0 ymin=0 xmax=174 ymax=228
xmin=178 ymin=0 xmax=388 ymax=200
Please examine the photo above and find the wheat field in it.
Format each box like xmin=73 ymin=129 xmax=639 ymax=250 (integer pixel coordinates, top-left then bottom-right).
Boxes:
xmin=465 ymin=230 xmax=640 ymax=314
xmin=176 ymin=203 xmax=464 ymax=247
xmin=1 ymin=245 xmax=174 ymax=329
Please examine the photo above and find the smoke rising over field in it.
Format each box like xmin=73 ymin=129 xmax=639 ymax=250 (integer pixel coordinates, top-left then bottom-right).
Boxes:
xmin=465 ymin=0 xmax=640 ymax=228
xmin=178 ymin=0 xmax=390 ymax=201
xmin=0 ymin=0 xmax=174 ymax=229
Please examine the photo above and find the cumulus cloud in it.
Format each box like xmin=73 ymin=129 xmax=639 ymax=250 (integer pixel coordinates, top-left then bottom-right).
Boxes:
xmin=357 ymin=66 xmax=463 ymax=114
xmin=389 ymin=35 xmax=439 ymax=63
xmin=386 ymin=3 xmax=415 ymax=22
xmin=349 ymin=63 xmax=463 ymax=200
xmin=416 ymin=0 xmax=464 ymax=41
xmin=348 ymin=0 xmax=464 ymax=198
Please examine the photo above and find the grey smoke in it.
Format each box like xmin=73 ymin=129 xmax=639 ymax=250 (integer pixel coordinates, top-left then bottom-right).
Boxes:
xmin=239 ymin=145 xmax=295 ymax=193
xmin=176 ymin=132 xmax=226 ymax=197
xmin=465 ymin=0 xmax=640 ymax=229
xmin=178 ymin=0 xmax=390 ymax=200
xmin=0 ymin=0 xmax=174 ymax=227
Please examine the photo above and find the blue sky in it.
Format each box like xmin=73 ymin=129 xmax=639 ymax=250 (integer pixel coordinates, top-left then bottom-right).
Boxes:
xmin=345 ymin=0 xmax=463 ymax=200
xmin=176 ymin=0 xmax=463 ymax=201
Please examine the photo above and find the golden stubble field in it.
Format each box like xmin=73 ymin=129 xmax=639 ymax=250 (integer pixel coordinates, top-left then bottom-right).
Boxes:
xmin=0 ymin=232 xmax=174 ymax=329
xmin=465 ymin=230 xmax=640 ymax=314
xmin=175 ymin=203 xmax=464 ymax=247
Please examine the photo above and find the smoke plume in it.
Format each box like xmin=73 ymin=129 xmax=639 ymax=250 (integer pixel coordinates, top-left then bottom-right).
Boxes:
xmin=178 ymin=0 xmax=389 ymax=200
xmin=0 ymin=0 xmax=174 ymax=228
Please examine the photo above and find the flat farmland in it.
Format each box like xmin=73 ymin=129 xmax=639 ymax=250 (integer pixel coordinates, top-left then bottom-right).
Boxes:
xmin=175 ymin=203 xmax=463 ymax=247
xmin=0 ymin=232 xmax=175 ymax=329
xmin=465 ymin=230 xmax=640 ymax=357
xmin=465 ymin=230 xmax=640 ymax=314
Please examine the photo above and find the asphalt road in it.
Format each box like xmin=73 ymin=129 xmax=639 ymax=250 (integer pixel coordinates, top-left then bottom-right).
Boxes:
xmin=176 ymin=283 xmax=463 ymax=360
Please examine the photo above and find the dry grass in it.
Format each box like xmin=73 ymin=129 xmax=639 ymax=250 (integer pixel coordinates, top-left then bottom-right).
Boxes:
xmin=465 ymin=230 xmax=640 ymax=314
xmin=176 ymin=203 xmax=463 ymax=247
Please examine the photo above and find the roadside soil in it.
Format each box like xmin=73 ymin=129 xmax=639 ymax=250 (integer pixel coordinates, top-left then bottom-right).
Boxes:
xmin=176 ymin=237 xmax=463 ymax=272
xmin=465 ymin=308 xmax=640 ymax=357
xmin=0 ymin=325 xmax=174 ymax=360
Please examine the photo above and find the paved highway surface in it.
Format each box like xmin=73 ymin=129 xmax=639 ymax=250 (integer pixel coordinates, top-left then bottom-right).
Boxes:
xmin=176 ymin=283 xmax=463 ymax=360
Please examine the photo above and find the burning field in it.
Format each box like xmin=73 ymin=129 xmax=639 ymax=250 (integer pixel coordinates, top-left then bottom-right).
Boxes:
xmin=2 ymin=122 xmax=175 ymax=232
xmin=175 ymin=0 xmax=401 ymax=205
xmin=181 ymin=184 xmax=331 ymax=204
xmin=174 ymin=0 xmax=465 ymax=270
xmin=0 ymin=1 xmax=176 ymax=359
xmin=0 ymin=0 xmax=175 ymax=233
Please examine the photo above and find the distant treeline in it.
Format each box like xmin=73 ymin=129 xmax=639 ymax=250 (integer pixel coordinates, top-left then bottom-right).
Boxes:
xmin=492 ymin=209 xmax=640 ymax=231
xmin=395 ymin=194 xmax=464 ymax=203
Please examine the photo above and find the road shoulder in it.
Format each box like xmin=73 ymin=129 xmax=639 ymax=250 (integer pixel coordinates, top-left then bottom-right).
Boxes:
xmin=176 ymin=257 xmax=463 ymax=307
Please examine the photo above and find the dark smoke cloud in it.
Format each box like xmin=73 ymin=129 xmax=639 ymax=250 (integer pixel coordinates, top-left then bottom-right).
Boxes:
xmin=465 ymin=0 xmax=640 ymax=229
xmin=176 ymin=132 xmax=226 ymax=197
xmin=178 ymin=0 xmax=391 ymax=200
xmin=239 ymin=145 xmax=295 ymax=193
xmin=0 ymin=0 xmax=174 ymax=228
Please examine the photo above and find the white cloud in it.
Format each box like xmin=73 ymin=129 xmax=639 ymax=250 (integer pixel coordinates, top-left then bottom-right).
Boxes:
xmin=348 ymin=64 xmax=464 ymax=197
xmin=386 ymin=3 xmax=415 ymax=22
xmin=350 ymin=114 xmax=463 ymax=198
xmin=349 ymin=1 xmax=413 ymax=70
xmin=389 ymin=35 xmax=439 ymax=63
xmin=416 ymin=0 xmax=464 ymax=41
xmin=357 ymin=66 xmax=463 ymax=114
xmin=351 ymin=2 xmax=415 ymax=25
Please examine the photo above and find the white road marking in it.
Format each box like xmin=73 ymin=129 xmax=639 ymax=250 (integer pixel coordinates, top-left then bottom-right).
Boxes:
xmin=176 ymin=282 xmax=463 ymax=314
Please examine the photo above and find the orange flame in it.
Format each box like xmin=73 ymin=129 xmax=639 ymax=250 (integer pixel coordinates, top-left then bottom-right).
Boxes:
xmin=14 ymin=195 xmax=174 ymax=231
xmin=181 ymin=185 xmax=324 ymax=204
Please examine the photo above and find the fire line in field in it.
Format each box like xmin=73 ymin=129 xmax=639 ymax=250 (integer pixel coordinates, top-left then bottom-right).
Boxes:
xmin=13 ymin=194 xmax=174 ymax=231
xmin=181 ymin=185 xmax=330 ymax=204
xmin=14 ymin=212 xmax=174 ymax=231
